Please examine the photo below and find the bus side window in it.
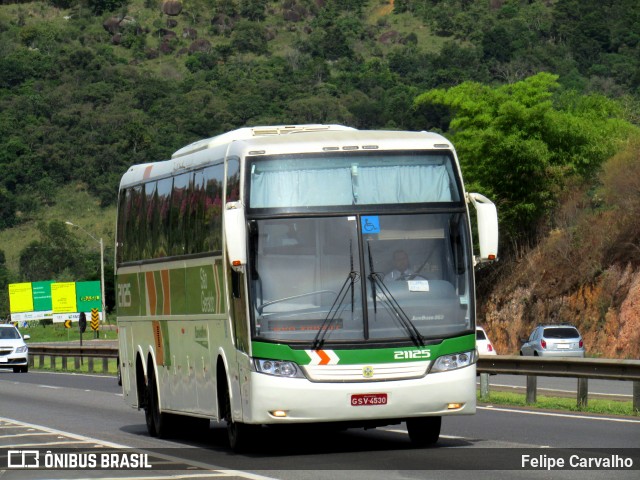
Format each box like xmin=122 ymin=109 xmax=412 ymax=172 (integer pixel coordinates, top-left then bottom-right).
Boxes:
xmin=156 ymin=177 xmax=173 ymax=258
xmin=170 ymin=173 xmax=190 ymax=255
xmin=127 ymin=185 xmax=143 ymax=262
xmin=144 ymin=181 xmax=157 ymax=259
xmin=116 ymin=189 xmax=127 ymax=264
xmin=226 ymin=158 xmax=240 ymax=202
xmin=203 ymin=163 xmax=224 ymax=252
xmin=192 ymin=170 xmax=206 ymax=254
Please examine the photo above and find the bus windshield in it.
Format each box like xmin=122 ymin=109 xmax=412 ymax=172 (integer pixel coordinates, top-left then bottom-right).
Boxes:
xmin=249 ymin=151 xmax=461 ymax=208
xmin=249 ymin=213 xmax=472 ymax=344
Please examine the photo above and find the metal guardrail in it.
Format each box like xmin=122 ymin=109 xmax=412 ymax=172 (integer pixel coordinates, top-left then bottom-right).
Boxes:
xmin=29 ymin=345 xmax=118 ymax=359
xmin=477 ymin=355 xmax=640 ymax=380
xmin=27 ymin=346 xmax=640 ymax=412
xmin=28 ymin=345 xmax=118 ymax=374
xmin=477 ymin=355 xmax=640 ymax=412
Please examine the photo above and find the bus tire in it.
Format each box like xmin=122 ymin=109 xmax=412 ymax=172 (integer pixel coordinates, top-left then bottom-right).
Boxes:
xmin=219 ymin=377 xmax=255 ymax=451
xmin=227 ymin=419 xmax=256 ymax=452
xmin=145 ymin=368 xmax=173 ymax=438
xmin=406 ymin=416 xmax=441 ymax=447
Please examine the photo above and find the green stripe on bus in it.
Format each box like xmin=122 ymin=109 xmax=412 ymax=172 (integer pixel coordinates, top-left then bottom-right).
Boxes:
xmin=251 ymin=335 xmax=475 ymax=365
xmin=116 ymin=262 xmax=226 ymax=316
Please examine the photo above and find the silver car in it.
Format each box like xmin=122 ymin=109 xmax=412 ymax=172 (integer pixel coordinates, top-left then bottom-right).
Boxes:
xmin=520 ymin=325 xmax=585 ymax=358
xmin=0 ymin=324 xmax=30 ymax=372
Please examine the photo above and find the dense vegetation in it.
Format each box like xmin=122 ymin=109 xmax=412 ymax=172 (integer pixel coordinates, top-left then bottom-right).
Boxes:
xmin=1 ymin=0 xmax=640 ymax=317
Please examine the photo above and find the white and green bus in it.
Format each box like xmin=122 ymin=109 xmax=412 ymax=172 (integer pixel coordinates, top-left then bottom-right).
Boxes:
xmin=116 ymin=125 xmax=498 ymax=450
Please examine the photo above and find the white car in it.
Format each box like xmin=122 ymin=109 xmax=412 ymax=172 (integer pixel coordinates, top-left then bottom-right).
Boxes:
xmin=476 ymin=326 xmax=497 ymax=356
xmin=0 ymin=324 xmax=30 ymax=373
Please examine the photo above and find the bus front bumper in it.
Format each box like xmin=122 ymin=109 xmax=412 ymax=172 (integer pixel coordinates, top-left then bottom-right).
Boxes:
xmin=243 ymin=364 xmax=476 ymax=424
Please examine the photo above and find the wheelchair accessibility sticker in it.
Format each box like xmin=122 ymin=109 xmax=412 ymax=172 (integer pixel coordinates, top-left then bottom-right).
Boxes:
xmin=362 ymin=216 xmax=380 ymax=234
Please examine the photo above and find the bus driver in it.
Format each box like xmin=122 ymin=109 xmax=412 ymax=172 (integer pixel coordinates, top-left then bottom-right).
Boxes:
xmin=387 ymin=250 xmax=425 ymax=281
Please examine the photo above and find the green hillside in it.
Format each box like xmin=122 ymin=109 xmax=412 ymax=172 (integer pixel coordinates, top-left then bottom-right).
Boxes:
xmin=1 ymin=0 xmax=640 ymax=321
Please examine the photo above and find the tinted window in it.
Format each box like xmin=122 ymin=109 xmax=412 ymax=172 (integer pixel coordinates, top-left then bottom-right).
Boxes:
xmin=543 ymin=327 xmax=580 ymax=339
xmin=226 ymin=158 xmax=240 ymax=202
xmin=170 ymin=172 xmax=190 ymax=256
xmin=116 ymin=189 xmax=127 ymax=264
xmin=144 ymin=181 xmax=157 ymax=258
xmin=122 ymin=185 xmax=143 ymax=262
xmin=117 ymin=166 xmax=228 ymax=264
xmin=476 ymin=329 xmax=487 ymax=340
xmin=0 ymin=327 xmax=20 ymax=339
xmin=204 ymin=164 xmax=224 ymax=252
xmin=156 ymin=177 xmax=173 ymax=257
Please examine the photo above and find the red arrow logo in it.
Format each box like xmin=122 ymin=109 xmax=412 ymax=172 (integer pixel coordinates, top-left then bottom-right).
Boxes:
xmin=317 ymin=349 xmax=331 ymax=365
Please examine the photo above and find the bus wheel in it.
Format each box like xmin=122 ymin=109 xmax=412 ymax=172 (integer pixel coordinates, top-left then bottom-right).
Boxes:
xmin=227 ymin=419 xmax=256 ymax=452
xmin=220 ymin=381 xmax=254 ymax=451
xmin=406 ymin=416 xmax=441 ymax=447
xmin=145 ymin=369 xmax=172 ymax=438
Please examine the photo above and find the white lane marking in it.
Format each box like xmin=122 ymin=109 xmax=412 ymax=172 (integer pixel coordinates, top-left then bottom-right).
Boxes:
xmin=38 ymin=385 xmax=61 ymax=389
xmin=23 ymin=370 xmax=118 ymax=380
xmin=0 ymin=432 xmax=51 ymax=439
xmin=39 ymin=475 xmax=235 ymax=480
xmin=0 ymin=417 xmax=277 ymax=480
xmin=477 ymin=405 xmax=640 ymax=423
xmin=7 ymin=440 xmax=98 ymax=448
xmin=386 ymin=429 xmax=464 ymax=439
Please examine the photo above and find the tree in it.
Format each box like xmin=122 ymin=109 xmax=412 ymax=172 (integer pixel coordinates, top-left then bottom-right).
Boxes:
xmin=0 ymin=187 xmax=17 ymax=230
xmin=231 ymin=20 xmax=269 ymax=54
xmin=414 ymin=72 xmax=638 ymax=249
xmin=18 ymin=221 xmax=97 ymax=282
xmin=86 ymin=0 xmax=129 ymax=15
xmin=0 ymin=250 xmax=13 ymax=319
xmin=239 ymin=0 xmax=268 ymax=21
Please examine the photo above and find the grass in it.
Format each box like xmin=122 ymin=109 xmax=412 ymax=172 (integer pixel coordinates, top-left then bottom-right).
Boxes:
xmin=478 ymin=390 xmax=638 ymax=417
xmin=22 ymin=323 xmax=118 ymax=343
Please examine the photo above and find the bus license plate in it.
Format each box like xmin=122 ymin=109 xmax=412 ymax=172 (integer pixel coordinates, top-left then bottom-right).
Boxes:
xmin=351 ymin=393 xmax=387 ymax=406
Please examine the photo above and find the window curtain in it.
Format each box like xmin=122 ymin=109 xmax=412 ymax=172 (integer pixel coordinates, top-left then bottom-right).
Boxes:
xmin=358 ymin=165 xmax=451 ymax=203
xmin=250 ymin=164 xmax=452 ymax=208
xmin=251 ymin=168 xmax=353 ymax=207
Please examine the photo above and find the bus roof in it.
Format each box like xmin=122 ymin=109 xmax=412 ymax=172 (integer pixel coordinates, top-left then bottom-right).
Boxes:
xmin=119 ymin=125 xmax=454 ymax=189
xmin=171 ymin=124 xmax=356 ymax=159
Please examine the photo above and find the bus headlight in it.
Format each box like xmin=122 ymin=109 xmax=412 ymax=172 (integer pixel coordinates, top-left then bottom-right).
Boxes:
xmin=430 ymin=350 xmax=477 ymax=373
xmin=254 ymin=359 xmax=304 ymax=378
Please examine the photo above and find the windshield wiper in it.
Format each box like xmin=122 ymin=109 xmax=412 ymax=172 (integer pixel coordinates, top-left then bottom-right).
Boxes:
xmin=313 ymin=240 xmax=359 ymax=349
xmin=367 ymin=245 xmax=424 ymax=347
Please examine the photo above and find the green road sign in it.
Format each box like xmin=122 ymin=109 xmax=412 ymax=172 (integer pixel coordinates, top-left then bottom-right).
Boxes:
xmin=32 ymin=281 xmax=54 ymax=311
xmin=76 ymin=281 xmax=101 ymax=313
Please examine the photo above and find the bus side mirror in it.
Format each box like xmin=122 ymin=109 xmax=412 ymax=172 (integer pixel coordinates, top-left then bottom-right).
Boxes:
xmin=468 ymin=192 xmax=498 ymax=263
xmin=224 ymin=202 xmax=247 ymax=272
